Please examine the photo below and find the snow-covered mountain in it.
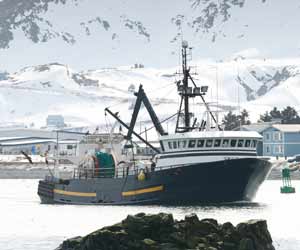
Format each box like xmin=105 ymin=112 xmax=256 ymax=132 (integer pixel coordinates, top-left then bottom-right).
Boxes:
xmin=0 ymin=63 xmax=176 ymax=128
xmin=1 ymin=0 xmax=300 ymax=71
xmin=1 ymin=57 xmax=300 ymax=130
xmin=1 ymin=0 xmax=300 ymax=131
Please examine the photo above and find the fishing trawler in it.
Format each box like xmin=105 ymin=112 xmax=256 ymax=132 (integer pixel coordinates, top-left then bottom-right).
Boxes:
xmin=38 ymin=41 xmax=272 ymax=205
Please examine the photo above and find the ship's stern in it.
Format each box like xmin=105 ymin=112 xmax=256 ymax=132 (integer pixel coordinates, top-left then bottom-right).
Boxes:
xmin=37 ymin=179 xmax=55 ymax=204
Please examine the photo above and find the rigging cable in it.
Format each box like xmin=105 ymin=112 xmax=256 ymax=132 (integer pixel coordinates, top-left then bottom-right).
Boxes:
xmin=139 ymin=111 xmax=181 ymax=136
xmin=132 ymin=83 xmax=177 ymax=127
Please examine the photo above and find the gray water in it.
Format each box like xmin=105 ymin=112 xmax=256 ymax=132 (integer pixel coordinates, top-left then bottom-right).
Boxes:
xmin=0 ymin=179 xmax=299 ymax=250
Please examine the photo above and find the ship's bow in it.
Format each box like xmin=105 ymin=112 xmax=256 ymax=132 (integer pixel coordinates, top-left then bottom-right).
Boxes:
xmin=243 ymin=157 xmax=272 ymax=201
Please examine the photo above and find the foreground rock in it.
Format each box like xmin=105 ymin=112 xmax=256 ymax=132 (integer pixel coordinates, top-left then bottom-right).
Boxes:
xmin=56 ymin=213 xmax=275 ymax=250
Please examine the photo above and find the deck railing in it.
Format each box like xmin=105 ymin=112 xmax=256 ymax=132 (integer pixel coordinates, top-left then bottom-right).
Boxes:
xmin=72 ymin=164 xmax=158 ymax=179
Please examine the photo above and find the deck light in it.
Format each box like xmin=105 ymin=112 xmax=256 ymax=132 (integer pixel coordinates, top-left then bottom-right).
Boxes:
xmin=193 ymin=87 xmax=201 ymax=94
xmin=201 ymin=86 xmax=208 ymax=93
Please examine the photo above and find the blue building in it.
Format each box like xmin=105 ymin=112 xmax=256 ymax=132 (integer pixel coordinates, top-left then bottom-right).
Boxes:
xmin=241 ymin=123 xmax=300 ymax=157
xmin=262 ymin=124 xmax=300 ymax=157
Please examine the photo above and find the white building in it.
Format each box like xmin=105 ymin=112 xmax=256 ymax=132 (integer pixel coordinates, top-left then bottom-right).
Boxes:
xmin=0 ymin=128 xmax=85 ymax=156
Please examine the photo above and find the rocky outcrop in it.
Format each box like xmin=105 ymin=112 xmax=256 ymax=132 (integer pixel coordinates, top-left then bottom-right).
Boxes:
xmin=56 ymin=213 xmax=275 ymax=250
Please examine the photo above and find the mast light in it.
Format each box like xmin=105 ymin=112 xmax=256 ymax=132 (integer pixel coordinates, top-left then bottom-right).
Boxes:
xmin=193 ymin=87 xmax=200 ymax=94
xmin=187 ymin=87 xmax=193 ymax=94
xmin=201 ymin=86 xmax=208 ymax=93
xmin=177 ymin=85 xmax=184 ymax=93
xmin=182 ymin=40 xmax=188 ymax=49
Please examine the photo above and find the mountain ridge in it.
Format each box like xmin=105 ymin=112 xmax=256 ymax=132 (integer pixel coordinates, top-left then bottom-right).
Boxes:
xmin=1 ymin=57 xmax=300 ymax=129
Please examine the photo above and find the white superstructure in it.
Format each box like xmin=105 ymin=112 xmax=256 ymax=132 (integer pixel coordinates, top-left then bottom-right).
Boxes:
xmin=156 ymin=131 xmax=262 ymax=168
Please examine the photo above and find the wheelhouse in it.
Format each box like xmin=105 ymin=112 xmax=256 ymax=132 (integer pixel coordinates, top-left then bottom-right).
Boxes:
xmin=160 ymin=131 xmax=261 ymax=154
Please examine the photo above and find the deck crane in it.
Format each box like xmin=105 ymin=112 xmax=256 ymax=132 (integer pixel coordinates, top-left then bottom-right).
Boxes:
xmin=105 ymin=85 xmax=168 ymax=154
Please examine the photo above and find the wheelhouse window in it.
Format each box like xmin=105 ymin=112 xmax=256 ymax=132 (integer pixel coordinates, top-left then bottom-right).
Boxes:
xmin=168 ymin=141 xmax=172 ymax=149
xmin=173 ymin=141 xmax=177 ymax=149
xmin=206 ymin=139 xmax=213 ymax=147
xmin=230 ymin=139 xmax=237 ymax=147
xmin=214 ymin=139 xmax=221 ymax=147
xmin=237 ymin=139 xmax=244 ymax=147
xmin=222 ymin=139 xmax=229 ymax=147
xmin=251 ymin=140 xmax=257 ymax=148
xmin=178 ymin=140 xmax=187 ymax=149
xmin=188 ymin=139 xmax=196 ymax=148
xmin=245 ymin=140 xmax=251 ymax=148
xmin=197 ymin=139 xmax=204 ymax=147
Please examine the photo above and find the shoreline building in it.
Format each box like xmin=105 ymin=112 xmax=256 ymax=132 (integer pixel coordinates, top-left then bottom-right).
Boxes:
xmin=0 ymin=128 xmax=85 ymax=156
xmin=241 ymin=123 xmax=300 ymax=157
xmin=46 ymin=115 xmax=65 ymax=128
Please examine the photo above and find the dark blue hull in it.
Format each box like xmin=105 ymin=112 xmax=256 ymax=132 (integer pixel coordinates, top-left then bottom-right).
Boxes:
xmin=38 ymin=158 xmax=271 ymax=205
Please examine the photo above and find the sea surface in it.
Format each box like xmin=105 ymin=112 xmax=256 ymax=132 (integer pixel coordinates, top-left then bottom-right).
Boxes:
xmin=0 ymin=179 xmax=300 ymax=250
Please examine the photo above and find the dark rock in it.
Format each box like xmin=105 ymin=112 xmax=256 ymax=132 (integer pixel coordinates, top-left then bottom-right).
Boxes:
xmin=159 ymin=242 xmax=180 ymax=250
xmin=206 ymin=232 xmax=221 ymax=242
xmin=186 ymin=235 xmax=205 ymax=248
xmin=239 ymin=238 xmax=255 ymax=250
xmin=136 ymin=212 xmax=146 ymax=217
xmin=196 ymin=243 xmax=208 ymax=250
xmin=197 ymin=220 xmax=219 ymax=236
xmin=237 ymin=220 xmax=275 ymax=250
xmin=185 ymin=213 xmax=199 ymax=224
xmin=200 ymin=218 xmax=219 ymax=227
xmin=102 ymin=222 xmax=124 ymax=232
xmin=221 ymin=222 xmax=241 ymax=245
xmin=56 ymin=213 xmax=275 ymax=250
xmin=168 ymin=231 xmax=186 ymax=247
xmin=59 ymin=236 xmax=82 ymax=250
xmin=141 ymin=238 xmax=158 ymax=250
xmin=122 ymin=212 xmax=174 ymax=241
xmin=222 ymin=241 xmax=237 ymax=250
xmin=222 ymin=222 xmax=235 ymax=234
xmin=143 ymin=238 xmax=156 ymax=245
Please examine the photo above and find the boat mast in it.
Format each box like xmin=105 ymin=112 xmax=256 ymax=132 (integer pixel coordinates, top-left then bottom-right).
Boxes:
xmin=182 ymin=41 xmax=190 ymax=130
xmin=175 ymin=41 xmax=221 ymax=132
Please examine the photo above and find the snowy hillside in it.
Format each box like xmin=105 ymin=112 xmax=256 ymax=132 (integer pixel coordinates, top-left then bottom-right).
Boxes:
xmin=1 ymin=0 xmax=300 ymax=71
xmin=1 ymin=57 xmax=300 ymax=131
xmin=0 ymin=63 xmax=177 ymax=129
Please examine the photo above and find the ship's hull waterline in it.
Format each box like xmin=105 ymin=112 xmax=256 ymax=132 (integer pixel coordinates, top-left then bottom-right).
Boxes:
xmin=38 ymin=158 xmax=272 ymax=205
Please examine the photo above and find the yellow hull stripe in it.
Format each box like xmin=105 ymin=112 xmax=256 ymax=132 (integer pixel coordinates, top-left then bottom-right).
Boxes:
xmin=54 ymin=189 xmax=96 ymax=197
xmin=122 ymin=185 xmax=164 ymax=197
